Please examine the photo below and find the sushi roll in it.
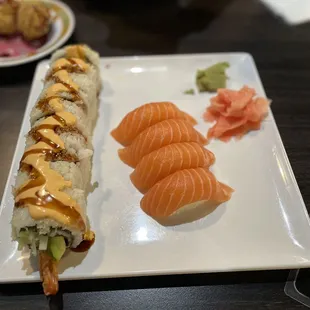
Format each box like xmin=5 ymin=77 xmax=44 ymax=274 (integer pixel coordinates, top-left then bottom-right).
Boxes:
xmin=31 ymin=47 xmax=101 ymax=136
xmin=51 ymin=44 xmax=100 ymax=65
xmin=50 ymin=44 xmax=101 ymax=81
xmin=11 ymin=44 xmax=101 ymax=295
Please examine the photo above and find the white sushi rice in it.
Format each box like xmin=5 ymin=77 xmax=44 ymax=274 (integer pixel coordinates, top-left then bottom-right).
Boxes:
xmin=41 ymin=78 xmax=98 ymax=127
xmin=26 ymin=128 xmax=92 ymax=155
xmin=12 ymin=209 xmax=84 ymax=248
xmin=12 ymin=44 xmax=100 ymax=250
xmin=30 ymin=99 xmax=91 ymax=137
xmin=50 ymin=44 xmax=101 ymax=70
xmin=13 ymin=164 xmax=88 ymax=248
xmin=14 ymin=161 xmax=84 ymax=191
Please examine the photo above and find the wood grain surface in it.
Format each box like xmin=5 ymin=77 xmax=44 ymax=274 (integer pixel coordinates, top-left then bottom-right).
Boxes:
xmin=1 ymin=0 xmax=310 ymax=308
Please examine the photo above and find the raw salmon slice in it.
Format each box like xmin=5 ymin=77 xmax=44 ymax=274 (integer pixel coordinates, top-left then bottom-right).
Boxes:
xmin=111 ymin=101 xmax=197 ymax=146
xmin=130 ymin=142 xmax=215 ymax=193
xmin=118 ymin=119 xmax=207 ymax=168
xmin=140 ymin=167 xmax=233 ymax=219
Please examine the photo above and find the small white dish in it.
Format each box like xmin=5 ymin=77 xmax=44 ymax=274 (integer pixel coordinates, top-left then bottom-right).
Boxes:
xmin=0 ymin=0 xmax=75 ymax=67
xmin=1 ymin=53 xmax=310 ymax=284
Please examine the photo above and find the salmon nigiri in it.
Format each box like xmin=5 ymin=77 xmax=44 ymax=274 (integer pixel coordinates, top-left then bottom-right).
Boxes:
xmin=140 ymin=167 xmax=233 ymax=224
xmin=111 ymin=102 xmax=197 ymax=146
xmin=118 ymin=119 xmax=207 ymax=168
xmin=130 ymin=142 xmax=215 ymax=193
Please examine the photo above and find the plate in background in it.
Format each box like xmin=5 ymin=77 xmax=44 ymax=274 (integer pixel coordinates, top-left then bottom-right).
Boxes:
xmin=0 ymin=0 xmax=75 ymax=67
xmin=1 ymin=53 xmax=310 ymax=283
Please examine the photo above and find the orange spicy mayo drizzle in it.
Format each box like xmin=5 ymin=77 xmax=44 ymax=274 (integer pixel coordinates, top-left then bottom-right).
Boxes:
xmin=48 ymin=70 xmax=83 ymax=103
xmin=15 ymin=70 xmax=87 ymax=231
xmin=38 ymin=53 xmax=89 ymax=113
xmin=45 ymin=57 xmax=90 ymax=80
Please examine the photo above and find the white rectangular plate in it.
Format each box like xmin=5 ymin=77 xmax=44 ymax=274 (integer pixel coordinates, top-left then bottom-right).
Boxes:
xmin=1 ymin=53 xmax=310 ymax=283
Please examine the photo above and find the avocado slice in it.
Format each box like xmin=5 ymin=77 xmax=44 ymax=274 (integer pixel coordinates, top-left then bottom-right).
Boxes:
xmin=17 ymin=230 xmax=31 ymax=249
xmin=18 ymin=230 xmax=30 ymax=241
xmin=48 ymin=236 xmax=66 ymax=261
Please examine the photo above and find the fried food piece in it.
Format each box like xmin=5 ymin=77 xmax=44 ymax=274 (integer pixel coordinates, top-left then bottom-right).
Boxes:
xmin=39 ymin=251 xmax=59 ymax=296
xmin=0 ymin=1 xmax=17 ymax=35
xmin=17 ymin=1 xmax=50 ymax=41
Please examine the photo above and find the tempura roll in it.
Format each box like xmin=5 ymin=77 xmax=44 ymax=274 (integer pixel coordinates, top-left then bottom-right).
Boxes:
xmin=50 ymin=44 xmax=101 ymax=95
xmin=30 ymin=54 xmax=101 ymax=137
xmin=11 ymin=44 xmax=100 ymax=296
xmin=13 ymin=161 xmax=88 ymax=248
xmin=50 ymin=44 xmax=101 ymax=70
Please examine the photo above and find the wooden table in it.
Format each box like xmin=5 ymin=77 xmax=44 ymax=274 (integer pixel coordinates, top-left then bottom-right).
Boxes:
xmin=1 ymin=0 xmax=310 ymax=308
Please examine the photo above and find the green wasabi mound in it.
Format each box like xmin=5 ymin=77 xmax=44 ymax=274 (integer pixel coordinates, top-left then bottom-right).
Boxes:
xmin=183 ymin=88 xmax=195 ymax=95
xmin=48 ymin=236 xmax=66 ymax=261
xmin=196 ymin=62 xmax=229 ymax=92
